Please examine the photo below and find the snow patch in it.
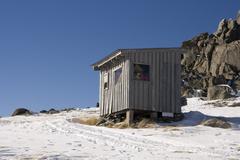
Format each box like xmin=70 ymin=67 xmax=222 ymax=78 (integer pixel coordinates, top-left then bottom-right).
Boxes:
xmin=0 ymin=98 xmax=240 ymax=159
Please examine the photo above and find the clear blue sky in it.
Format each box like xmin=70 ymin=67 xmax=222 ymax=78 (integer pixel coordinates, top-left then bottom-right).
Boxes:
xmin=0 ymin=0 xmax=239 ymax=116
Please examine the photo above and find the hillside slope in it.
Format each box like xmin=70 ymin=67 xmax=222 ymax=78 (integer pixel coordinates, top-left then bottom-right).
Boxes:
xmin=0 ymin=98 xmax=240 ymax=160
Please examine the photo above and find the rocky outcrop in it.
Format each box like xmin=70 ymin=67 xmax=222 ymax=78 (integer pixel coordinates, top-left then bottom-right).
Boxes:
xmin=181 ymin=11 xmax=240 ymax=98
xmin=12 ymin=108 xmax=32 ymax=116
xmin=40 ymin=108 xmax=76 ymax=114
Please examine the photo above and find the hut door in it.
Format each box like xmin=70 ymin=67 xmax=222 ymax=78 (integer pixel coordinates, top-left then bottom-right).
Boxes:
xmin=103 ymin=73 xmax=109 ymax=115
xmin=113 ymin=67 xmax=123 ymax=111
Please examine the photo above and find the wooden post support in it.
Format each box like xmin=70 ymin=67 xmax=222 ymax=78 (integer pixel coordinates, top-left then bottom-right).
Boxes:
xmin=126 ymin=110 xmax=134 ymax=125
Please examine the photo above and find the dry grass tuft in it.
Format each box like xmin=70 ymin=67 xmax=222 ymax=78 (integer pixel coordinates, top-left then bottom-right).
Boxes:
xmin=118 ymin=122 xmax=129 ymax=129
xmin=69 ymin=116 xmax=159 ymax=129
xmin=70 ymin=117 xmax=99 ymax=126
xmin=112 ymin=121 xmax=129 ymax=129
xmin=135 ymin=118 xmax=157 ymax=128
xmin=105 ymin=122 xmax=114 ymax=128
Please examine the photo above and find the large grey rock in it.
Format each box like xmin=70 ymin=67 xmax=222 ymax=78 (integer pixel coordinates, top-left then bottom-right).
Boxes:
xmin=201 ymin=118 xmax=231 ymax=129
xmin=12 ymin=108 xmax=32 ymax=116
xmin=207 ymin=85 xmax=232 ymax=100
xmin=210 ymin=41 xmax=240 ymax=77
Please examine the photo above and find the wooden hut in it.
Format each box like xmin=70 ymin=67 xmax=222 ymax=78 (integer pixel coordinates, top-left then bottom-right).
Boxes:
xmin=92 ymin=48 xmax=183 ymax=124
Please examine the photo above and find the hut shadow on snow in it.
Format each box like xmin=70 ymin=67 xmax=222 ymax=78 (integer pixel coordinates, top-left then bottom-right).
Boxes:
xmin=164 ymin=111 xmax=240 ymax=130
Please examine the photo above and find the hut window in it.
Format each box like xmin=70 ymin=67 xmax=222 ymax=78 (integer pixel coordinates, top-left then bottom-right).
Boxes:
xmin=134 ymin=64 xmax=150 ymax=81
xmin=114 ymin=67 xmax=122 ymax=84
xmin=103 ymin=73 xmax=109 ymax=89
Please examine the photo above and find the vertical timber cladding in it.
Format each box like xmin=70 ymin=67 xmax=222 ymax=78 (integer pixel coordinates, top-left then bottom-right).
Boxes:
xmin=99 ymin=56 xmax=130 ymax=116
xmin=128 ymin=49 xmax=181 ymax=113
xmin=95 ymin=48 xmax=181 ymax=116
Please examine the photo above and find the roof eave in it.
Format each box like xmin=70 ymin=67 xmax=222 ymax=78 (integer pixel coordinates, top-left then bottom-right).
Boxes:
xmin=92 ymin=50 xmax=122 ymax=71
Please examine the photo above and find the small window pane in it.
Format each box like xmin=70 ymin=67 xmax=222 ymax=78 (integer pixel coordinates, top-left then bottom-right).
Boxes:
xmin=134 ymin=64 xmax=150 ymax=81
xmin=103 ymin=73 xmax=108 ymax=89
xmin=114 ymin=68 xmax=122 ymax=84
xmin=104 ymin=82 xmax=108 ymax=89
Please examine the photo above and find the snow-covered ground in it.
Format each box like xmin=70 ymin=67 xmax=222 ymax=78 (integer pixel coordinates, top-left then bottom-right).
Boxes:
xmin=0 ymin=98 xmax=240 ymax=160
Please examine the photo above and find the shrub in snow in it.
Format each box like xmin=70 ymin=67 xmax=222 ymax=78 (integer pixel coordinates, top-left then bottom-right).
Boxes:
xmin=201 ymin=118 xmax=231 ymax=129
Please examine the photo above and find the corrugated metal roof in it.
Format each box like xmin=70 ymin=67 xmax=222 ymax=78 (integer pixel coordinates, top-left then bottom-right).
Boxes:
xmin=92 ymin=47 xmax=184 ymax=70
